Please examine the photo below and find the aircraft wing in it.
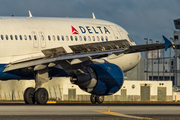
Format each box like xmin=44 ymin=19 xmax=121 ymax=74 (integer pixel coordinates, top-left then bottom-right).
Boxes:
xmin=3 ymin=36 xmax=173 ymax=73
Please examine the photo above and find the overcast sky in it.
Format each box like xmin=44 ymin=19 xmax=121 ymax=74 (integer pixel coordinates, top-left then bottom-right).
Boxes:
xmin=0 ymin=0 xmax=179 ymax=46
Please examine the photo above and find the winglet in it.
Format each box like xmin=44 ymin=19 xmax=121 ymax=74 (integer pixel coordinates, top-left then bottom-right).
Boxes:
xmin=162 ymin=36 xmax=172 ymax=51
xmin=29 ymin=10 xmax=32 ymax=18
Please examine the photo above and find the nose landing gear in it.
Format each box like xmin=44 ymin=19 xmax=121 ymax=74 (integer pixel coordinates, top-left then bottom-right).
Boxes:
xmin=90 ymin=94 xmax=104 ymax=104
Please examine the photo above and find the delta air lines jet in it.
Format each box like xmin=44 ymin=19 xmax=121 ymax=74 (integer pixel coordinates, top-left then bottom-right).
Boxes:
xmin=0 ymin=13 xmax=173 ymax=104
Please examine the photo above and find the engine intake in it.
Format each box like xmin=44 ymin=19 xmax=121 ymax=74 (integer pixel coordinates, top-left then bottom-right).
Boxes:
xmin=70 ymin=67 xmax=97 ymax=90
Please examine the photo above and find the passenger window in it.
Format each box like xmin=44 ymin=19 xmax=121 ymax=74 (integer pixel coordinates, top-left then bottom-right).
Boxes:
xmin=70 ymin=36 xmax=73 ymax=41
xmin=6 ymin=35 xmax=8 ymax=40
xmin=92 ymin=36 xmax=95 ymax=41
xmin=48 ymin=36 xmax=51 ymax=41
xmin=41 ymin=35 xmax=44 ymax=41
xmin=34 ymin=35 xmax=37 ymax=40
xmin=101 ymin=36 xmax=104 ymax=41
xmin=15 ymin=35 xmax=18 ymax=40
xmin=24 ymin=35 xmax=27 ymax=40
xmin=66 ymin=36 xmax=69 ymax=41
xmin=29 ymin=35 xmax=31 ymax=40
xmin=57 ymin=35 xmax=60 ymax=41
xmin=10 ymin=35 xmax=13 ymax=40
xmin=79 ymin=36 xmax=82 ymax=41
xmin=53 ymin=35 xmax=55 ymax=41
xmin=19 ymin=35 xmax=22 ymax=40
xmin=1 ymin=35 xmax=3 ymax=40
xmin=88 ymin=36 xmax=91 ymax=41
xmin=62 ymin=36 xmax=64 ymax=41
xmin=75 ymin=36 xmax=78 ymax=41
xmin=97 ymin=36 xmax=100 ymax=41
xmin=84 ymin=36 xmax=86 ymax=41
xmin=105 ymin=36 xmax=108 ymax=41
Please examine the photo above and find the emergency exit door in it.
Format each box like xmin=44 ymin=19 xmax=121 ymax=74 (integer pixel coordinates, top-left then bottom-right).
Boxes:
xmin=32 ymin=31 xmax=39 ymax=48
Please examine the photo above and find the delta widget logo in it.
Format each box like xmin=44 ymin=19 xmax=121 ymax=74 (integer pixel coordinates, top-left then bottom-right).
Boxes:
xmin=71 ymin=26 xmax=79 ymax=34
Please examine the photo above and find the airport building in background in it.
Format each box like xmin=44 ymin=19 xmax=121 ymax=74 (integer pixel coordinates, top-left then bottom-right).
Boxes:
xmin=173 ymin=17 xmax=180 ymax=87
xmin=125 ymin=17 xmax=180 ymax=88
xmin=0 ymin=78 xmax=172 ymax=101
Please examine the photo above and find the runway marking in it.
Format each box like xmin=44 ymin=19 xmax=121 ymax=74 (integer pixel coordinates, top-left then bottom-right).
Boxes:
xmin=46 ymin=101 xmax=56 ymax=104
xmin=94 ymin=110 xmax=151 ymax=119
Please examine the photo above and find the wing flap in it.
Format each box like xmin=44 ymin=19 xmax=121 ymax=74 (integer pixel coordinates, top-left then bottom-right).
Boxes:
xmin=42 ymin=47 xmax=67 ymax=57
xmin=69 ymin=40 xmax=130 ymax=53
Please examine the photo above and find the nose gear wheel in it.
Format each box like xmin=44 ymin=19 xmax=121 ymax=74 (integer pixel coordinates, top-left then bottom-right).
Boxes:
xmin=90 ymin=94 xmax=104 ymax=104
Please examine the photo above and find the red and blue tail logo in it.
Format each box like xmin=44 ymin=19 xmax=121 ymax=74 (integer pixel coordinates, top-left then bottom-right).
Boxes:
xmin=71 ymin=26 xmax=79 ymax=34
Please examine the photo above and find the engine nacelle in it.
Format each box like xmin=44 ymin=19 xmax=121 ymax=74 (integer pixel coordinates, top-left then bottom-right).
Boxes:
xmin=71 ymin=63 xmax=124 ymax=95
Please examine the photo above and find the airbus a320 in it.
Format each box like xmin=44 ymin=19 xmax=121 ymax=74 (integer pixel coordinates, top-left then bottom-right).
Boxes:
xmin=0 ymin=12 xmax=173 ymax=104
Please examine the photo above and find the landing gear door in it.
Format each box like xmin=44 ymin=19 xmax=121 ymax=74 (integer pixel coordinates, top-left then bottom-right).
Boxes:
xmin=32 ymin=31 xmax=39 ymax=48
xmin=39 ymin=32 xmax=46 ymax=48
xmin=110 ymin=26 xmax=122 ymax=40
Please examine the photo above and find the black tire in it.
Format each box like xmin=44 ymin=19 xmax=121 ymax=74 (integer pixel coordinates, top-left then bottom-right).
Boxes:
xmin=35 ymin=88 xmax=48 ymax=105
xmin=24 ymin=87 xmax=35 ymax=104
xmin=95 ymin=95 xmax=104 ymax=104
xmin=90 ymin=94 xmax=97 ymax=104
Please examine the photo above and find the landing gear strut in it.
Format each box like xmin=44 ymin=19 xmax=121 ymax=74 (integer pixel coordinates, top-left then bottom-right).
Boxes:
xmin=24 ymin=87 xmax=48 ymax=105
xmin=90 ymin=94 xmax=104 ymax=104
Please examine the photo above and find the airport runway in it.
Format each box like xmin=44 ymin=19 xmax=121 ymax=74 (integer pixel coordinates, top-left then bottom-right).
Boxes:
xmin=0 ymin=103 xmax=180 ymax=119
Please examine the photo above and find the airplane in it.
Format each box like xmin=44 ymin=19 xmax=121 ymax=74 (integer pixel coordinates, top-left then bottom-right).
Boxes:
xmin=0 ymin=12 xmax=173 ymax=104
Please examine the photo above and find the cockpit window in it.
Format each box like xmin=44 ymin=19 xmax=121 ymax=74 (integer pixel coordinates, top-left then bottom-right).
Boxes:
xmin=128 ymin=34 xmax=134 ymax=42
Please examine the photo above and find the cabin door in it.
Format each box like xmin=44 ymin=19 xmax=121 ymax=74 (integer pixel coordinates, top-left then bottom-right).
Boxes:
xmin=39 ymin=32 xmax=46 ymax=48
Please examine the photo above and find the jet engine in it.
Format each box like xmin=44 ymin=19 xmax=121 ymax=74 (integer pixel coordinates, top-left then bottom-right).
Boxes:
xmin=70 ymin=63 xmax=124 ymax=95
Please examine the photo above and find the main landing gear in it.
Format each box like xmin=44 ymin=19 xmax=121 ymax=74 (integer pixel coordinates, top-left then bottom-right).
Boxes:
xmin=90 ymin=94 xmax=104 ymax=104
xmin=23 ymin=66 xmax=49 ymax=105
xmin=24 ymin=87 xmax=48 ymax=105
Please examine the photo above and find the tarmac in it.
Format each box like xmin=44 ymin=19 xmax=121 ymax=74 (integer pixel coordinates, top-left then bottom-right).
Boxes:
xmin=0 ymin=101 xmax=180 ymax=119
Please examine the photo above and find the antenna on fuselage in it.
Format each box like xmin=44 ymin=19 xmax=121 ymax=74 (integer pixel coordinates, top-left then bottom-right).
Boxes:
xmin=28 ymin=10 xmax=33 ymax=18
xmin=92 ymin=12 xmax=96 ymax=19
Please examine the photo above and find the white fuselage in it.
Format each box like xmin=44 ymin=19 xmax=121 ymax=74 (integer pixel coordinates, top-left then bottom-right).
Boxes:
xmin=0 ymin=17 xmax=141 ymax=72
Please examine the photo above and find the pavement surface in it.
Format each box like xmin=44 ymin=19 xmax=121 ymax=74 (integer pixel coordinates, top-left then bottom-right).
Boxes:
xmin=0 ymin=102 xmax=180 ymax=119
